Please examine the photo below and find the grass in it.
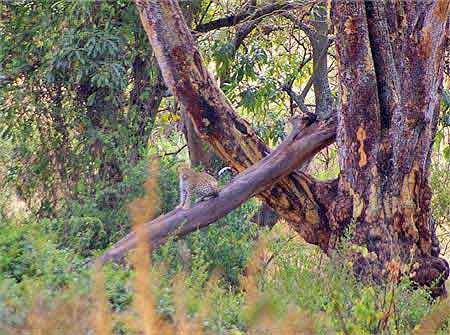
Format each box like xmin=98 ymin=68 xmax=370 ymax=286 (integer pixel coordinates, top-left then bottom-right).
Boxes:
xmin=1 ymin=160 xmax=450 ymax=334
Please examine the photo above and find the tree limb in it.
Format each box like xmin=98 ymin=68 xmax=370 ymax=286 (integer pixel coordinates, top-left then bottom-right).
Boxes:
xmin=232 ymin=18 xmax=263 ymax=52
xmin=283 ymin=12 xmax=329 ymax=42
xmin=95 ymin=117 xmax=336 ymax=265
xmin=135 ymin=0 xmax=337 ymax=247
xmin=282 ymin=38 xmax=332 ymax=115
xmin=157 ymin=144 xmax=187 ymax=158
xmin=195 ymin=1 xmax=303 ymax=33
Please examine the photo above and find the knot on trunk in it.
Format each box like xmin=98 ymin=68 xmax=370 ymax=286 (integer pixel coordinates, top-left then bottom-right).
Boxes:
xmin=412 ymin=256 xmax=449 ymax=298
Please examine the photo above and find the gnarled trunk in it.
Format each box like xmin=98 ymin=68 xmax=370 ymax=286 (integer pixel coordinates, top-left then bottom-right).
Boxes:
xmin=110 ymin=0 xmax=450 ymax=296
xmin=329 ymin=0 xmax=449 ymax=296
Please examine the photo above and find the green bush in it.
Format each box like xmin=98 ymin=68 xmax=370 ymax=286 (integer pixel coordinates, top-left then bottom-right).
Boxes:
xmin=0 ymin=219 xmax=82 ymax=287
xmin=0 ymin=217 xmax=447 ymax=334
xmin=43 ymin=157 xmax=178 ymax=256
xmin=2 ymin=160 xmax=450 ymax=334
xmin=256 ymin=229 xmax=435 ymax=334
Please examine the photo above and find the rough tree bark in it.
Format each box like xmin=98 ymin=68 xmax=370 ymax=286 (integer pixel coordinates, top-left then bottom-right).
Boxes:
xmin=134 ymin=0 xmax=336 ymax=249
xmin=309 ymin=3 xmax=334 ymax=119
xmin=98 ymin=0 xmax=450 ymax=297
xmin=329 ymin=0 xmax=450 ymax=296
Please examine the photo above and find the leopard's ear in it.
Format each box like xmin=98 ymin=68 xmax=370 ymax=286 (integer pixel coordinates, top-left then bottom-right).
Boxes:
xmin=178 ymin=163 xmax=191 ymax=173
xmin=178 ymin=163 xmax=191 ymax=174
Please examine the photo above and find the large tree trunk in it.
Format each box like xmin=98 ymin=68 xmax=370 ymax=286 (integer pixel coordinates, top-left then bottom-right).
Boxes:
xmin=120 ymin=0 xmax=450 ymax=296
xmin=329 ymin=0 xmax=449 ymax=297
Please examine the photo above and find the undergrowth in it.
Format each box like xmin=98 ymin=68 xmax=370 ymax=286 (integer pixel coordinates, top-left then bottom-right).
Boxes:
xmin=0 ymin=160 xmax=449 ymax=334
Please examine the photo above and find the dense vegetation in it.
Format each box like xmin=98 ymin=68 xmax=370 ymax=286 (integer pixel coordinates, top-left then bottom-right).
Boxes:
xmin=1 ymin=0 xmax=450 ymax=334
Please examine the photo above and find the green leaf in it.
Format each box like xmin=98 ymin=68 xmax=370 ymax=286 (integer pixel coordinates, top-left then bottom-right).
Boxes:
xmin=444 ymin=146 xmax=450 ymax=161
xmin=433 ymin=130 xmax=443 ymax=150
xmin=139 ymin=91 xmax=150 ymax=101
xmin=87 ymin=93 xmax=96 ymax=106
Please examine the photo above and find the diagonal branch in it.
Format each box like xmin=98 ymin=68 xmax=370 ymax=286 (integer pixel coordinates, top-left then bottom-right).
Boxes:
xmin=135 ymin=0 xmax=337 ymax=247
xmin=95 ymin=118 xmax=336 ymax=265
xmin=283 ymin=13 xmax=329 ymax=43
xmin=232 ymin=18 xmax=263 ymax=52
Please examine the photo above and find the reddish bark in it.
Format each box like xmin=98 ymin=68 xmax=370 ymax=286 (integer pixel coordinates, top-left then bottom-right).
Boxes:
xmin=331 ymin=0 xmax=450 ymax=296
xmin=97 ymin=0 xmax=450 ymax=297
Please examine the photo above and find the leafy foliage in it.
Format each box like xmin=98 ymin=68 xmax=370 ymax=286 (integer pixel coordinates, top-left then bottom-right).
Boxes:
xmin=1 ymin=214 xmax=447 ymax=334
xmin=0 ymin=0 xmax=450 ymax=334
xmin=0 ymin=0 xmax=159 ymax=221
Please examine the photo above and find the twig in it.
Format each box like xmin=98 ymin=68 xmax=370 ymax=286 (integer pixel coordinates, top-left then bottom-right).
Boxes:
xmin=196 ymin=0 xmax=213 ymax=27
xmin=262 ymin=235 xmax=295 ymax=273
xmin=156 ymin=144 xmax=187 ymax=158
xmin=195 ymin=1 xmax=303 ymax=33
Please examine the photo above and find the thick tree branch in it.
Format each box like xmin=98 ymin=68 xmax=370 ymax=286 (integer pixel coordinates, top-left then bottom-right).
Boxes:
xmin=96 ymin=118 xmax=336 ymax=265
xmin=364 ymin=1 xmax=401 ymax=133
xmin=232 ymin=18 xmax=263 ymax=52
xmin=388 ymin=0 xmax=450 ymax=188
xmin=308 ymin=4 xmax=334 ymax=119
xmin=135 ymin=0 xmax=337 ymax=246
